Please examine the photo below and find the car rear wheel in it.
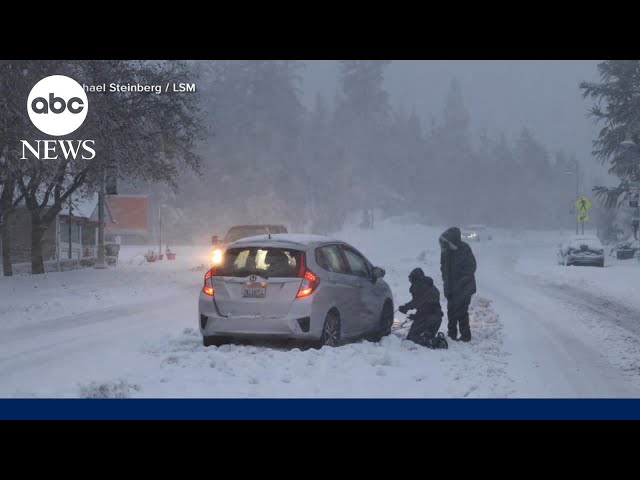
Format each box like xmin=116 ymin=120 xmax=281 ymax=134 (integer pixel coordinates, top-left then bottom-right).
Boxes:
xmin=319 ymin=311 xmax=341 ymax=348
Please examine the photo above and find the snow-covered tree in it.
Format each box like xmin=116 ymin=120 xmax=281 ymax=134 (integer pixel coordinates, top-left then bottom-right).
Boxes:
xmin=335 ymin=60 xmax=392 ymax=227
xmin=1 ymin=60 xmax=202 ymax=274
xmin=580 ymin=60 xmax=640 ymax=208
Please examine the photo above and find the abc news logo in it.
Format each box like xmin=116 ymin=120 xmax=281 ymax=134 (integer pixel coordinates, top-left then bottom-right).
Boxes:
xmin=31 ymin=93 xmax=85 ymax=114
xmin=21 ymin=75 xmax=95 ymax=160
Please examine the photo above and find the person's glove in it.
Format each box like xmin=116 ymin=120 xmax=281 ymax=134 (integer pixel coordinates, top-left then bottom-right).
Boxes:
xmin=398 ymin=305 xmax=409 ymax=314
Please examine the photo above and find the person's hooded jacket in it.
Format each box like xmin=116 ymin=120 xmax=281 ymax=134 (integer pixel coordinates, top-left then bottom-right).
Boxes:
xmin=439 ymin=227 xmax=477 ymax=301
xmin=403 ymin=267 xmax=443 ymax=319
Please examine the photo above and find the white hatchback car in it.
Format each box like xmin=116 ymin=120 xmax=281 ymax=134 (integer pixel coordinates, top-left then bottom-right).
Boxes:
xmin=198 ymin=234 xmax=394 ymax=348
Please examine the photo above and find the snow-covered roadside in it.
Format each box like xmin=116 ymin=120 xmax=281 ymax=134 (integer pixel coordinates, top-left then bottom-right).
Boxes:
xmin=3 ymin=218 xmax=640 ymax=398
xmin=515 ymin=246 xmax=640 ymax=312
xmin=476 ymin=235 xmax=640 ymax=397
xmin=0 ymin=246 xmax=208 ymax=331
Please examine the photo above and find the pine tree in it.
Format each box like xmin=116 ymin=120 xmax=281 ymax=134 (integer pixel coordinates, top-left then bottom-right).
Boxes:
xmin=430 ymin=78 xmax=473 ymax=225
xmin=580 ymin=60 xmax=640 ymax=208
xmin=335 ymin=60 xmax=392 ymax=224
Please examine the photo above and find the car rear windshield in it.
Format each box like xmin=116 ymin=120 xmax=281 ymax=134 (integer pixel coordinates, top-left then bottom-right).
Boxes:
xmin=214 ymin=247 xmax=303 ymax=278
xmin=223 ymin=226 xmax=288 ymax=243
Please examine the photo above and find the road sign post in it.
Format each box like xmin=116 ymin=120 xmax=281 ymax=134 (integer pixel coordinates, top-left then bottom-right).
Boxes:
xmin=575 ymin=195 xmax=592 ymax=235
xmin=631 ymin=186 xmax=640 ymax=240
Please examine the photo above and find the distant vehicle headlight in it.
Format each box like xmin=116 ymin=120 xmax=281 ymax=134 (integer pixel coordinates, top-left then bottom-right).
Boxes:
xmin=211 ymin=249 xmax=223 ymax=265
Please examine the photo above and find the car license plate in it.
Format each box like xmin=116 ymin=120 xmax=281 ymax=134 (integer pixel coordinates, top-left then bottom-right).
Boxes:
xmin=242 ymin=286 xmax=266 ymax=298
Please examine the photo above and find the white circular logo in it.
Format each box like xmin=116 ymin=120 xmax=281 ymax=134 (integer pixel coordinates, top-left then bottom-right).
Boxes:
xmin=27 ymin=75 xmax=88 ymax=136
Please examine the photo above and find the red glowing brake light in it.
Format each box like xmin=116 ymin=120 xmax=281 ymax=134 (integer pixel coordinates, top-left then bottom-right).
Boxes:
xmin=203 ymin=268 xmax=214 ymax=296
xmin=296 ymin=269 xmax=319 ymax=298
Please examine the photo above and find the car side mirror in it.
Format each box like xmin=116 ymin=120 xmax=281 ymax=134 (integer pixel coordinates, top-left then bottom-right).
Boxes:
xmin=372 ymin=266 xmax=385 ymax=280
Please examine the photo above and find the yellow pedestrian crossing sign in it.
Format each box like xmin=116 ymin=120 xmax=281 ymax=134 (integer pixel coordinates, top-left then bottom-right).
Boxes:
xmin=575 ymin=195 xmax=592 ymax=213
xmin=577 ymin=213 xmax=590 ymax=222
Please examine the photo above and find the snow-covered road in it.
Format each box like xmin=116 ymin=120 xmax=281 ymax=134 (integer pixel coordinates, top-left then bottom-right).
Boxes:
xmin=0 ymin=274 xmax=197 ymax=397
xmin=478 ymin=242 xmax=639 ymax=397
xmin=1 ymin=219 xmax=639 ymax=398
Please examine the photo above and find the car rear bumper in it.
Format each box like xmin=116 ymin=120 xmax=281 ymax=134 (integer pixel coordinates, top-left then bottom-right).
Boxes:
xmin=198 ymin=292 xmax=321 ymax=340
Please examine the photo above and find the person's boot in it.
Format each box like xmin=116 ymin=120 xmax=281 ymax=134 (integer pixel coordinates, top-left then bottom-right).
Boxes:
xmin=448 ymin=329 xmax=459 ymax=341
xmin=458 ymin=300 xmax=472 ymax=343
xmin=434 ymin=332 xmax=448 ymax=349
xmin=421 ymin=337 xmax=435 ymax=349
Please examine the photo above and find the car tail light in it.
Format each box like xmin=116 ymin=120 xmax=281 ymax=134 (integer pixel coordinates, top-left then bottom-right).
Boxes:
xmin=203 ymin=268 xmax=215 ymax=296
xmin=296 ymin=269 xmax=320 ymax=298
xmin=295 ymin=254 xmax=319 ymax=298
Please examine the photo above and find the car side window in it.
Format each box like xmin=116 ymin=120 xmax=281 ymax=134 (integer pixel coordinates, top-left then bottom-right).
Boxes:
xmin=316 ymin=245 xmax=348 ymax=274
xmin=341 ymin=247 xmax=371 ymax=278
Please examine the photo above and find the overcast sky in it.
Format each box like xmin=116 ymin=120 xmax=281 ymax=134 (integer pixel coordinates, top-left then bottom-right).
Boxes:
xmin=301 ymin=60 xmax=609 ymax=183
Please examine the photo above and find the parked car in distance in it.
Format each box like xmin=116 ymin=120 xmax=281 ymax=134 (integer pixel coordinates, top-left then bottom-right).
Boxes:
xmin=612 ymin=239 xmax=639 ymax=260
xmin=461 ymin=224 xmax=492 ymax=242
xmin=558 ymin=234 xmax=605 ymax=267
xmin=199 ymin=234 xmax=394 ymax=348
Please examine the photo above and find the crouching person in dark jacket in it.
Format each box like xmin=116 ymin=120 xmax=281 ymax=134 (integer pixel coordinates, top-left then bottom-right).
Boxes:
xmin=398 ymin=268 xmax=447 ymax=349
xmin=440 ymin=227 xmax=477 ymax=342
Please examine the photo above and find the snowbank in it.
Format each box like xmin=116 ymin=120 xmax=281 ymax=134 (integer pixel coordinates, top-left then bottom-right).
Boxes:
xmin=78 ymin=295 xmax=508 ymax=398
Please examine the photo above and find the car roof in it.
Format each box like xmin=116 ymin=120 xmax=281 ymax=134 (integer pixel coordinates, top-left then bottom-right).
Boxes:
xmin=564 ymin=235 xmax=602 ymax=246
xmin=567 ymin=234 xmax=600 ymax=241
xmin=228 ymin=233 xmax=341 ymax=249
xmin=227 ymin=224 xmax=287 ymax=230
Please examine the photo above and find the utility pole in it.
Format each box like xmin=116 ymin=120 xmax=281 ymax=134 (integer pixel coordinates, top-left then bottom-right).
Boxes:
xmin=575 ymin=160 xmax=580 ymax=235
xmin=55 ymin=215 xmax=60 ymax=272
xmin=95 ymin=164 xmax=107 ymax=269
xmin=619 ymin=140 xmax=640 ymax=242
xmin=68 ymin=195 xmax=73 ymax=259
xmin=632 ymin=185 xmax=639 ymax=241
xmin=158 ymin=204 xmax=162 ymax=258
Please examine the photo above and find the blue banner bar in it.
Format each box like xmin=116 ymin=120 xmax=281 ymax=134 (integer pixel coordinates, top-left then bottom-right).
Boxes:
xmin=2 ymin=399 xmax=640 ymax=420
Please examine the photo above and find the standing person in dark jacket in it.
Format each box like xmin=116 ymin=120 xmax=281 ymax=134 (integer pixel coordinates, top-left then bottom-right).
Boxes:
xmin=398 ymin=267 xmax=445 ymax=348
xmin=439 ymin=227 xmax=477 ymax=342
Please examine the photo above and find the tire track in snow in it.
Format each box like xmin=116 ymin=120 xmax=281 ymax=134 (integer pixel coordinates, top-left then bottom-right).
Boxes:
xmin=536 ymin=280 xmax=640 ymax=381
